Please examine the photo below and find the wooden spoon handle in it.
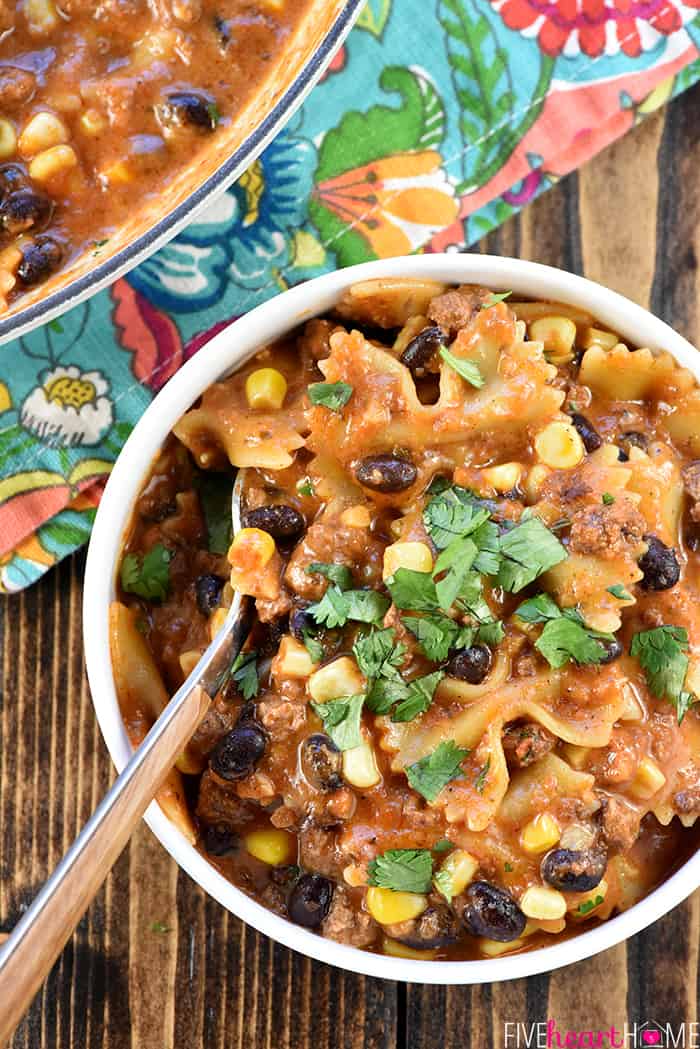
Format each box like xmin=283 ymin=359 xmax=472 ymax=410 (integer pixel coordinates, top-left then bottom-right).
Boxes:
xmin=0 ymin=682 xmax=209 ymax=1046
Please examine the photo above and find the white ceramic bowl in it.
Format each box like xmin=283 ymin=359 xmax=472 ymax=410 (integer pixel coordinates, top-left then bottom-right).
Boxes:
xmin=83 ymin=254 xmax=700 ymax=984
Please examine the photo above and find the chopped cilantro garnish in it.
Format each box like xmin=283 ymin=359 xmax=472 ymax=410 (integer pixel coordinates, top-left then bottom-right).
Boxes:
xmin=475 ymin=758 xmax=490 ymax=793
xmin=197 ymin=472 xmax=233 ymax=555
xmin=206 ymin=101 xmax=220 ymax=126
xmin=386 ymin=568 xmax=439 ymax=611
xmin=481 ymin=291 xmax=512 ymax=309
xmin=120 ymin=543 xmax=172 ymax=601
xmin=602 ymin=493 xmax=615 ymax=506
xmin=308 ymin=586 xmax=389 ymax=628
xmin=150 ymin=921 xmax=171 ymax=934
xmin=297 ymin=477 xmax=315 ymax=497
xmin=423 ymin=486 xmax=490 ymax=549
xmin=365 ymin=675 xmax=410 ymax=715
xmin=536 ymin=618 xmax=609 ymax=669
xmin=477 ymin=620 xmax=505 ymax=646
xmin=607 ymin=584 xmax=632 ymax=601
xmin=307 ymin=381 xmax=353 ymax=412
xmin=435 ymin=551 xmax=477 ymax=612
xmin=228 ymin=650 xmax=259 ymax=700
xmin=497 ymin=516 xmax=567 ymax=593
xmin=631 ymin=625 xmax=696 ymax=722
xmin=307 ymin=561 xmax=353 ymax=591
xmin=406 ymin=740 xmax=468 ymax=802
xmin=302 ymin=630 xmax=323 ymax=664
xmin=402 ymin=613 xmax=473 ymax=663
xmin=311 ymin=694 xmax=364 ymax=751
xmin=515 ymin=592 xmax=568 ymax=624
xmin=432 ymin=839 xmax=454 ymax=854
xmin=353 ymin=628 xmax=404 ymax=680
xmin=439 ymin=345 xmax=485 ymax=388
xmin=392 ymin=670 xmax=444 ymax=723
xmin=504 ymin=862 xmax=514 ymax=873
xmin=577 ymin=895 xmax=603 ymax=916
xmin=367 ymin=848 xmax=433 ymax=894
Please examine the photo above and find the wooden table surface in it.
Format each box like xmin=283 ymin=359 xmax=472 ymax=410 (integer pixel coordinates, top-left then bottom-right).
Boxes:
xmin=3 ymin=83 xmax=700 ymax=1049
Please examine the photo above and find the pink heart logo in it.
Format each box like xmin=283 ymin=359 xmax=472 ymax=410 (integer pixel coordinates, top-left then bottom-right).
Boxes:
xmin=642 ymin=1033 xmax=661 ymax=1046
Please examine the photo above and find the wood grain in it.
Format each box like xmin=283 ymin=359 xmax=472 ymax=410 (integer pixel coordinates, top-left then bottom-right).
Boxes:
xmin=2 ymin=82 xmax=700 ymax=1049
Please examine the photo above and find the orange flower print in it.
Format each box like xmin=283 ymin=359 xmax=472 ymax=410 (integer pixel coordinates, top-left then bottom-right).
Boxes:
xmin=314 ymin=151 xmax=459 ymax=257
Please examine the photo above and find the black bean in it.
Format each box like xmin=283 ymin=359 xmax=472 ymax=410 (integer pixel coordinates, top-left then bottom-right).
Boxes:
xmin=355 ymin=453 xmax=417 ymax=493
xmin=638 ymin=534 xmax=680 ymax=591
xmin=597 ymin=637 xmax=623 ymax=664
xmin=288 ymin=873 xmax=334 ymax=929
xmin=301 ymin=734 xmax=343 ymax=792
xmin=0 ymin=188 xmax=52 ymax=235
xmin=290 ymin=605 xmax=318 ymax=641
xmin=446 ymin=644 xmax=492 ymax=685
xmin=0 ymin=163 xmax=28 ymax=200
xmin=463 ymin=881 xmax=526 ymax=942
xmin=242 ymin=504 xmax=305 ymax=540
xmin=194 ymin=573 xmax=225 ymax=616
xmin=17 ymin=236 xmax=63 ymax=285
xmin=203 ymin=824 xmax=239 ymax=857
xmin=390 ymin=905 xmax=460 ymax=950
xmin=161 ymin=90 xmax=219 ymax=131
xmin=400 ymin=325 xmax=447 ymax=377
xmin=570 ymin=413 xmax=602 ymax=453
xmin=209 ymin=722 xmax=266 ymax=781
xmin=541 ymin=847 xmax=607 ymax=893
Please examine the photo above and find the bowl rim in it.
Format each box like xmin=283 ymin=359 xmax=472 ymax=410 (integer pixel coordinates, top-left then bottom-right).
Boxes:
xmin=0 ymin=0 xmax=365 ymax=347
xmin=83 ymin=253 xmax=700 ymax=984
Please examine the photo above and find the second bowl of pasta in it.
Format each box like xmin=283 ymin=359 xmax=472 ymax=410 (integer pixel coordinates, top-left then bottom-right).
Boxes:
xmin=83 ymin=254 xmax=700 ymax=983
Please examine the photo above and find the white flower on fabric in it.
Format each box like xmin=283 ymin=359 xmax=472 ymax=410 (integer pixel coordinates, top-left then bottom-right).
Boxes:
xmin=20 ymin=365 xmax=114 ymax=447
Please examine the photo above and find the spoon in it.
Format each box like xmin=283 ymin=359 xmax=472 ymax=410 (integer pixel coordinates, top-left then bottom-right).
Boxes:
xmin=0 ymin=471 xmax=251 ymax=1045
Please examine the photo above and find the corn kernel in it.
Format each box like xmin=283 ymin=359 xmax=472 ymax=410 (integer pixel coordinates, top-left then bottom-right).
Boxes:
xmin=342 ymin=739 xmax=381 ymax=788
xmin=101 ymin=160 xmax=133 ymax=185
xmin=524 ymin=463 xmax=551 ymax=503
xmin=534 ymin=421 xmax=585 ymax=470
xmin=79 ymin=108 xmax=108 ymax=137
xmin=25 ymin=0 xmax=59 ymax=34
xmin=581 ymin=327 xmax=619 ymax=351
xmin=19 ymin=112 xmax=69 ymax=157
xmin=479 ymin=937 xmax=526 ymax=957
xmin=520 ymin=885 xmax=567 ymax=920
xmin=366 ymin=886 xmax=427 ymax=925
xmin=274 ymin=635 xmax=316 ymax=678
xmin=309 ymin=656 xmax=364 ymax=702
xmin=29 ymin=144 xmax=78 ymax=185
xmin=434 ymin=849 xmax=478 ymax=900
xmin=481 ymin=462 xmax=523 ymax=493
xmin=0 ymin=119 xmax=16 ymax=161
xmin=628 ymin=756 xmax=666 ymax=800
xmin=229 ymin=527 xmax=276 ymax=572
xmin=244 ymin=829 xmax=295 ymax=866
xmin=382 ymin=937 xmax=437 ymax=960
xmin=383 ymin=541 xmax=433 ymax=581
xmin=245 ymin=367 xmax=287 ymax=411
xmin=520 ymin=813 xmax=561 ymax=855
xmin=340 ymin=505 xmax=371 ymax=529
xmin=529 ymin=315 xmax=577 ymax=364
xmin=570 ymin=879 xmax=608 ymax=915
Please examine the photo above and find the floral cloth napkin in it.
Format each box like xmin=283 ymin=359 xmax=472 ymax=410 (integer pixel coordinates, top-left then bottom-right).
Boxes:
xmin=1 ymin=0 xmax=699 ymax=591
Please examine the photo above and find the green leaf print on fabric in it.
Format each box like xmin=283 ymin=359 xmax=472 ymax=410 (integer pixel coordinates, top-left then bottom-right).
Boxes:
xmin=356 ymin=0 xmax=393 ymax=37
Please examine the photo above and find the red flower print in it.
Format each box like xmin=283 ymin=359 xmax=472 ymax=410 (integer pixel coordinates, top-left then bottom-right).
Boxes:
xmin=491 ymin=0 xmax=700 ymax=57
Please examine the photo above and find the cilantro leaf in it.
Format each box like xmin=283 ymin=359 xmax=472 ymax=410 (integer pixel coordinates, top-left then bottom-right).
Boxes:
xmin=535 ymin=618 xmax=608 ymax=669
xmin=602 ymin=493 xmax=615 ymax=506
xmin=435 ymin=554 xmax=477 ymax=612
xmin=392 ymin=670 xmax=444 ymax=723
xmin=607 ymin=584 xmax=632 ymax=601
xmin=307 ymin=381 xmax=353 ymax=412
xmin=297 ymin=477 xmax=315 ymax=497
xmin=631 ymin=626 xmax=695 ymax=721
xmin=577 ymin=895 xmax=604 ymax=916
xmin=481 ymin=291 xmax=512 ymax=309
xmin=229 ymin=650 xmax=259 ymax=700
xmin=386 ymin=568 xmax=439 ymax=611
xmin=477 ymin=620 xmax=505 ymax=646
xmin=365 ymin=676 xmax=409 ymax=715
xmin=439 ymin=345 xmax=485 ymax=388
xmin=197 ymin=473 xmax=233 ymax=555
xmin=497 ymin=517 xmax=567 ymax=593
xmin=120 ymin=543 xmax=172 ymax=601
xmin=367 ymin=849 xmax=433 ymax=893
xmin=406 ymin=740 xmax=468 ymax=802
xmin=455 ymin=572 xmax=493 ymax=623
xmin=432 ymin=839 xmax=454 ymax=853
xmin=402 ymin=614 xmax=473 ymax=663
xmin=308 ymin=586 xmax=389 ymax=628
xmin=514 ymin=592 xmax=564 ymax=624
xmin=353 ymin=628 xmax=404 ymax=680
xmin=302 ymin=630 xmax=323 ymax=664
xmin=307 ymin=561 xmax=353 ymax=591
xmin=423 ymin=487 xmax=490 ymax=549
xmin=471 ymin=519 xmax=501 ymax=575
xmin=433 ymin=535 xmax=478 ymax=578
xmin=311 ymin=694 xmax=364 ymax=751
